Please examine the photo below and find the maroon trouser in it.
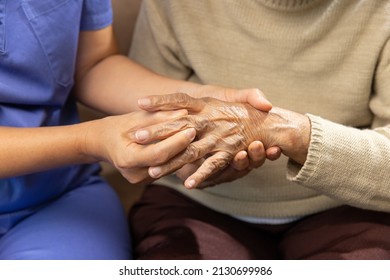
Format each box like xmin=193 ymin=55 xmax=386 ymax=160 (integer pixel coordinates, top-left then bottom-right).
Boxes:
xmin=129 ymin=185 xmax=390 ymax=260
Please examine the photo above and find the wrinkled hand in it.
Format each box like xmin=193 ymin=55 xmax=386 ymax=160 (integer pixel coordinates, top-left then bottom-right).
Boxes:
xmin=175 ymin=141 xmax=281 ymax=188
xmin=179 ymin=85 xmax=272 ymax=112
xmin=172 ymin=86 xmax=281 ymax=186
xmin=84 ymin=110 xmax=196 ymax=184
xmin=139 ymin=85 xmax=279 ymax=182
xmin=135 ymin=93 xmax=280 ymax=188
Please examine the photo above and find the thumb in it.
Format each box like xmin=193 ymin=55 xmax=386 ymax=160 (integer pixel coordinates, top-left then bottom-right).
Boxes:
xmin=237 ymin=88 xmax=272 ymax=111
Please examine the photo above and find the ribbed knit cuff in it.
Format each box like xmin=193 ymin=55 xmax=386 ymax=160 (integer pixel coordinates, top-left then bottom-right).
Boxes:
xmin=286 ymin=114 xmax=390 ymax=211
xmin=286 ymin=113 xmax=323 ymax=183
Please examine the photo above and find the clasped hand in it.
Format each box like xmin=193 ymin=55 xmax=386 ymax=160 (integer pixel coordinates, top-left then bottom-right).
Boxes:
xmin=84 ymin=110 xmax=196 ymax=184
xmin=135 ymin=93 xmax=280 ymax=188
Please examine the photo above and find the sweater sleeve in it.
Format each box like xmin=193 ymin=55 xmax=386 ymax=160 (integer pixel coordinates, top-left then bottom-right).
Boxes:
xmin=287 ymin=39 xmax=390 ymax=213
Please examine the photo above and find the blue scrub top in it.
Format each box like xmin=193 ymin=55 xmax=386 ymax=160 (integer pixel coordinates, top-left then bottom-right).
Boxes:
xmin=0 ymin=0 xmax=113 ymax=213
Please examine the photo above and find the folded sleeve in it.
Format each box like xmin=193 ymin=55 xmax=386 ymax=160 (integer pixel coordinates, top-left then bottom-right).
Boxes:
xmin=287 ymin=39 xmax=390 ymax=212
xmin=80 ymin=0 xmax=113 ymax=31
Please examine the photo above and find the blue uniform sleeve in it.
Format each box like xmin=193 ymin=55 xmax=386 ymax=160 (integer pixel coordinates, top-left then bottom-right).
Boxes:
xmin=80 ymin=0 xmax=113 ymax=31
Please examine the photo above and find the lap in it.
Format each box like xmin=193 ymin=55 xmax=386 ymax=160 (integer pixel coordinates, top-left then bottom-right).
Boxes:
xmin=130 ymin=185 xmax=390 ymax=260
xmin=0 ymin=178 xmax=131 ymax=260
xmin=130 ymin=184 xmax=279 ymax=260
xmin=282 ymin=206 xmax=390 ymax=260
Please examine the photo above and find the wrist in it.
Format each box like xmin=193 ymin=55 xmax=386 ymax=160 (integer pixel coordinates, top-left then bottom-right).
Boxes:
xmin=78 ymin=120 xmax=103 ymax=164
xmin=175 ymin=82 xmax=203 ymax=97
xmin=260 ymin=107 xmax=311 ymax=165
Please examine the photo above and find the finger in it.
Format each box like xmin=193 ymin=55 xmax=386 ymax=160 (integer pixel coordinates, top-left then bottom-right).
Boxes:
xmin=248 ymin=141 xmax=266 ymax=168
xmin=146 ymin=109 xmax=188 ymax=123
xmin=235 ymin=88 xmax=272 ymax=111
xmin=138 ymin=93 xmax=205 ymax=112
xmin=184 ymin=151 xmax=233 ymax=189
xmin=175 ymin=159 xmax=204 ymax=181
xmin=197 ymin=166 xmax=251 ymax=189
xmin=231 ymin=150 xmax=250 ymax=171
xmin=124 ymin=110 xmax=188 ymax=138
xmin=265 ymin=146 xmax=282 ymax=161
xmin=134 ymin=128 xmax=196 ymax=166
xmin=148 ymin=137 xmax=215 ymax=179
xmin=119 ymin=167 xmax=151 ymax=184
xmin=134 ymin=115 xmax=199 ymax=144
xmin=134 ymin=119 xmax=189 ymax=143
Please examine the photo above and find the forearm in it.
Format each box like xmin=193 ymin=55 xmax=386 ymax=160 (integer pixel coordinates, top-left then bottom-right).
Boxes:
xmin=74 ymin=55 xmax=200 ymax=115
xmin=0 ymin=124 xmax=95 ymax=178
xmin=73 ymin=26 xmax=273 ymax=117
xmin=287 ymin=115 xmax=390 ymax=212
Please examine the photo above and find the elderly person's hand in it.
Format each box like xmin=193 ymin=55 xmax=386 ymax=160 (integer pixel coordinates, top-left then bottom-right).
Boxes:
xmin=175 ymin=141 xmax=281 ymax=188
xmin=135 ymin=93 xmax=306 ymax=189
xmin=181 ymin=85 xmax=282 ymax=185
xmin=182 ymin=85 xmax=272 ymax=112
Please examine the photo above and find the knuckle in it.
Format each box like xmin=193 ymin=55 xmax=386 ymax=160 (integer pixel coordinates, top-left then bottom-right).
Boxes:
xmin=171 ymin=92 xmax=192 ymax=108
xmin=235 ymin=136 xmax=246 ymax=150
xmin=213 ymin=157 xmax=230 ymax=170
xmin=169 ymin=116 xmax=195 ymax=132
xmin=158 ymin=95 xmax=168 ymax=105
xmin=196 ymin=116 xmax=210 ymax=131
xmin=148 ymin=95 xmax=160 ymax=107
xmin=153 ymin=121 xmax=185 ymax=138
xmin=183 ymin=144 xmax=201 ymax=161
xmin=223 ymin=134 xmax=245 ymax=151
xmin=153 ymin=126 xmax=169 ymax=138
xmin=177 ymin=92 xmax=189 ymax=102
xmin=206 ymin=155 xmax=230 ymax=173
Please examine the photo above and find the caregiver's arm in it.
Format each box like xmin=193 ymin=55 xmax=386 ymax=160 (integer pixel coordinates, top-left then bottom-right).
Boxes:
xmin=0 ymin=111 xmax=195 ymax=182
xmin=73 ymin=25 xmax=272 ymax=115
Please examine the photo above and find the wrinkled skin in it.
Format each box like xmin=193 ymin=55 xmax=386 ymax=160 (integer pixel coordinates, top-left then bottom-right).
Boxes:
xmin=135 ymin=93 xmax=286 ymax=188
xmin=175 ymin=140 xmax=274 ymax=188
xmin=162 ymin=85 xmax=281 ymax=187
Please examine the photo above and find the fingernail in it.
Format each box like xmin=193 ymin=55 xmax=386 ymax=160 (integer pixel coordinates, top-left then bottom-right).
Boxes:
xmin=251 ymin=141 xmax=262 ymax=152
xmin=138 ymin=98 xmax=151 ymax=107
xmin=135 ymin=130 xmax=149 ymax=141
xmin=262 ymin=98 xmax=272 ymax=108
xmin=238 ymin=151 xmax=247 ymax=160
xmin=186 ymin=179 xmax=196 ymax=189
xmin=185 ymin=128 xmax=196 ymax=139
xmin=252 ymin=145 xmax=261 ymax=153
xmin=149 ymin=167 xmax=162 ymax=178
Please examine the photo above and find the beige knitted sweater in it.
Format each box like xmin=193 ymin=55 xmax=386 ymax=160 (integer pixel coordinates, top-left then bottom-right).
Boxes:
xmin=130 ymin=0 xmax=390 ymax=218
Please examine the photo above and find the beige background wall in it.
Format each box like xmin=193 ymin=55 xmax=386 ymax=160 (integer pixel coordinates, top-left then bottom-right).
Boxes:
xmin=112 ymin=0 xmax=141 ymax=55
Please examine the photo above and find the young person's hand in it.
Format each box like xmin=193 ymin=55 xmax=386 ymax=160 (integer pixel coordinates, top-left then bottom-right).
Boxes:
xmin=84 ymin=110 xmax=196 ymax=184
